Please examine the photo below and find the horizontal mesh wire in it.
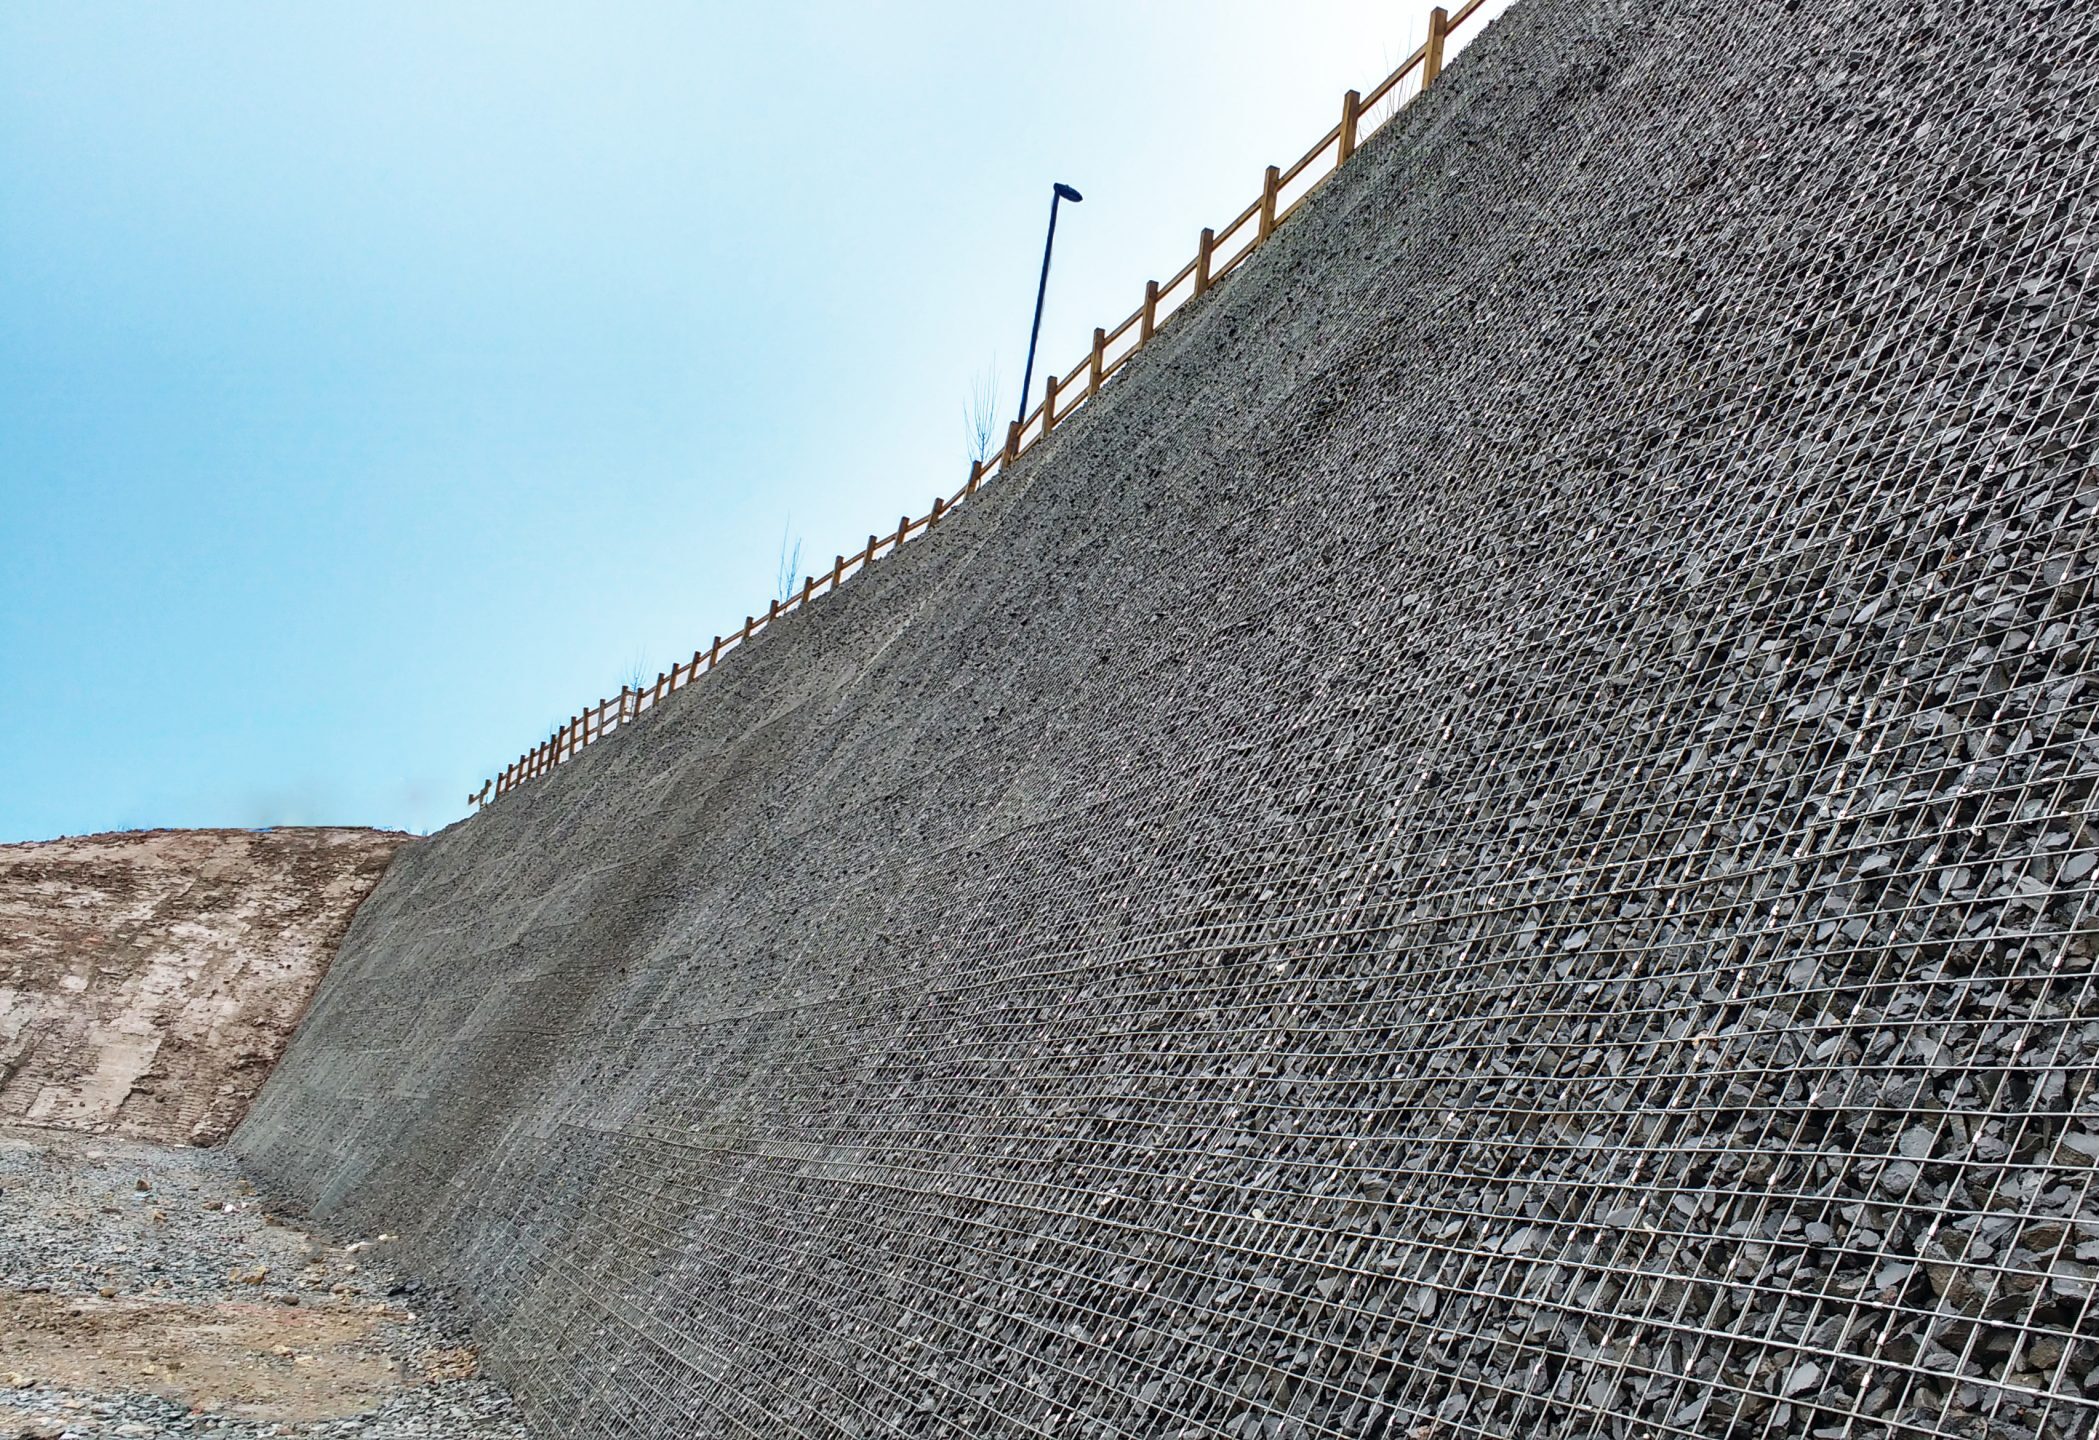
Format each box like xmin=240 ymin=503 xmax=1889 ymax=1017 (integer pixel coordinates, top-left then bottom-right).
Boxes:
xmin=237 ymin=0 xmax=2099 ymax=1436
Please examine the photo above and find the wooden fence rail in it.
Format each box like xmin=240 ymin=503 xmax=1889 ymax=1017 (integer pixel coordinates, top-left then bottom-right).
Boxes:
xmin=472 ymin=1 xmax=1487 ymax=810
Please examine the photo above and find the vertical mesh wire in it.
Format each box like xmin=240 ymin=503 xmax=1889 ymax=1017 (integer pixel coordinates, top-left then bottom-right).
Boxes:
xmin=238 ymin=0 xmax=2099 ymax=1435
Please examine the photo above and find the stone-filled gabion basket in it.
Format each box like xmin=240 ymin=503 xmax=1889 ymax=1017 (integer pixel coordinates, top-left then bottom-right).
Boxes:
xmin=237 ymin=0 xmax=2099 ymax=1435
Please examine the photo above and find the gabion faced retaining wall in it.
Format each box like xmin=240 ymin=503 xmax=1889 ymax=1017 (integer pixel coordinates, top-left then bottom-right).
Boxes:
xmin=236 ymin=0 xmax=2099 ymax=1435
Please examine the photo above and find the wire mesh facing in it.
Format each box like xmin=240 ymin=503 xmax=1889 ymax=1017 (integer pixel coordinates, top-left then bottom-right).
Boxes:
xmin=237 ymin=0 xmax=2099 ymax=1435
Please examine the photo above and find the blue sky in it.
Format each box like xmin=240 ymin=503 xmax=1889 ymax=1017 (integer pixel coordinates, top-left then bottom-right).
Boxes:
xmin=0 ymin=1 xmax=1504 ymax=841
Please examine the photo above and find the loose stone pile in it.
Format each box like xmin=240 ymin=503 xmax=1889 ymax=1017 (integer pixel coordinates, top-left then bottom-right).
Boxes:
xmin=0 ymin=1130 xmax=524 ymax=1440
xmin=235 ymin=0 xmax=2099 ymax=1435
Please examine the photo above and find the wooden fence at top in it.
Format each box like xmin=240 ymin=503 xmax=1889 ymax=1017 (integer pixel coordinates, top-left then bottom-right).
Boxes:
xmin=474 ymin=0 xmax=1492 ymax=809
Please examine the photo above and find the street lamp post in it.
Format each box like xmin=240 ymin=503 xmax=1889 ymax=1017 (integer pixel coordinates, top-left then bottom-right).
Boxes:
xmin=1017 ymin=182 xmax=1083 ymax=427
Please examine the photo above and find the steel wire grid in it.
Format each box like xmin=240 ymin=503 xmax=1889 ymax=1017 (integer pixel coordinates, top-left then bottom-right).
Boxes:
xmin=234 ymin=0 xmax=2099 ymax=1435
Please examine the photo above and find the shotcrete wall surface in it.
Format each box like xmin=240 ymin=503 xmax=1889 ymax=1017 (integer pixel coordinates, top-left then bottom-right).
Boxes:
xmin=1 ymin=828 xmax=407 ymax=1143
xmin=237 ymin=1 xmax=2099 ymax=1435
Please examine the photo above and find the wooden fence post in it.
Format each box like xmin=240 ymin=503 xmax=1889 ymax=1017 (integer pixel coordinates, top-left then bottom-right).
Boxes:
xmin=465 ymin=34 xmax=1455 ymax=822
xmin=1423 ymin=6 xmax=1448 ymax=87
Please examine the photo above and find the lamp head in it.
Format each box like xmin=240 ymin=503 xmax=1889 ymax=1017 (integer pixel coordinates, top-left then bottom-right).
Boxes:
xmin=1054 ymin=182 xmax=1083 ymax=203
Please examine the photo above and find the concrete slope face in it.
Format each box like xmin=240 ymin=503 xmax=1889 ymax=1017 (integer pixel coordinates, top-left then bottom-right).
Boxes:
xmin=237 ymin=1 xmax=2099 ymax=1434
xmin=1 ymin=828 xmax=407 ymax=1143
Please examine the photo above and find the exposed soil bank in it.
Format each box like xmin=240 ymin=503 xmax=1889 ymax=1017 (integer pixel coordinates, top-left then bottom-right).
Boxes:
xmin=0 ymin=830 xmax=407 ymax=1144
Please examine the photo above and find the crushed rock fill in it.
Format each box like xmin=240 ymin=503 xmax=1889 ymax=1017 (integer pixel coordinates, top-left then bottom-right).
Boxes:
xmin=0 ymin=1128 xmax=523 ymax=1439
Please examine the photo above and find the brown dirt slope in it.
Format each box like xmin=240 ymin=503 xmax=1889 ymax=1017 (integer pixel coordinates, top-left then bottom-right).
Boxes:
xmin=0 ymin=829 xmax=407 ymax=1144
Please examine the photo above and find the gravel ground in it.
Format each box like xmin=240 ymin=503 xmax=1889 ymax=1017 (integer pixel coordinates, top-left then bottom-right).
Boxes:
xmin=0 ymin=1127 xmax=525 ymax=1440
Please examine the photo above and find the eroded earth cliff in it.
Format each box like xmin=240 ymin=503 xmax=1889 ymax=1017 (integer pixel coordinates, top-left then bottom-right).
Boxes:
xmin=0 ymin=829 xmax=406 ymax=1144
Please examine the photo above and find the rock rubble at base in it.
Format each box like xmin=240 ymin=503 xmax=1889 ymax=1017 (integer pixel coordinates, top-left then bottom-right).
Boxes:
xmin=0 ymin=1130 xmax=524 ymax=1440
